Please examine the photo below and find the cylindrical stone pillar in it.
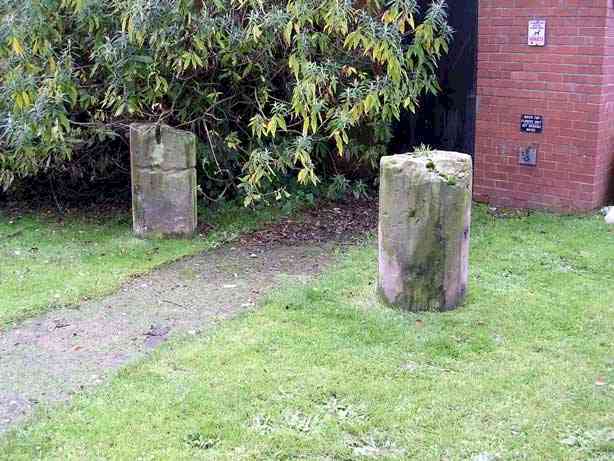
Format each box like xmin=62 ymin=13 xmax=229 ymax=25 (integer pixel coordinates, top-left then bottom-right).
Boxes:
xmin=130 ymin=123 xmax=198 ymax=238
xmin=378 ymin=151 xmax=473 ymax=311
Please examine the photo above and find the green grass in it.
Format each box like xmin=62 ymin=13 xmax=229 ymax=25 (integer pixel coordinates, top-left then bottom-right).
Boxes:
xmin=2 ymin=207 xmax=613 ymax=460
xmin=0 ymin=203 xmax=283 ymax=327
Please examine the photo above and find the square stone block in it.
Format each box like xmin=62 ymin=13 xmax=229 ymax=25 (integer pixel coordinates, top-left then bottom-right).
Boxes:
xmin=130 ymin=123 xmax=198 ymax=238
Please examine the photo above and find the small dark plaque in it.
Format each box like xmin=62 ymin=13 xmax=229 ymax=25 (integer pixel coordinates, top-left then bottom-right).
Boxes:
xmin=520 ymin=114 xmax=544 ymax=133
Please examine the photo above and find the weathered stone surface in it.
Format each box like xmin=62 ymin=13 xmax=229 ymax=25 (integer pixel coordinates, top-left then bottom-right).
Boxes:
xmin=130 ymin=123 xmax=197 ymax=238
xmin=378 ymin=151 xmax=473 ymax=311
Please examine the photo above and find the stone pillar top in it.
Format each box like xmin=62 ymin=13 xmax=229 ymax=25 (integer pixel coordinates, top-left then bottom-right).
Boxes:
xmin=381 ymin=151 xmax=472 ymax=183
xmin=130 ymin=123 xmax=197 ymax=171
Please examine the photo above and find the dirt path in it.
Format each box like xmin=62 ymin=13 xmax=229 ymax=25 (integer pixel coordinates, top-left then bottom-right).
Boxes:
xmin=0 ymin=201 xmax=377 ymax=434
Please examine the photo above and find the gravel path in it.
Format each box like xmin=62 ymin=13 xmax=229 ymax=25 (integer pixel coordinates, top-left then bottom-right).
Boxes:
xmin=0 ymin=239 xmax=350 ymax=434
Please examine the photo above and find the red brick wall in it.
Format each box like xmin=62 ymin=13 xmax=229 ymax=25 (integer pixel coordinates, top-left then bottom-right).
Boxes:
xmin=596 ymin=7 xmax=614 ymax=206
xmin=474 ymin=1 xmax=613 ymax=211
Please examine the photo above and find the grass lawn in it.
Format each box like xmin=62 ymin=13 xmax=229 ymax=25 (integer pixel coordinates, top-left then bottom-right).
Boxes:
xmin=0 ymin=203 xmax=282 ymax=327
xmin=1 ymin=207 xmax=613 ymax=460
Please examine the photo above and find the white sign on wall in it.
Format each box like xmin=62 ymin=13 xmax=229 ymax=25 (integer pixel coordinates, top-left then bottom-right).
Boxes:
xmin=528 ymin=20 xmax=546 ymax=46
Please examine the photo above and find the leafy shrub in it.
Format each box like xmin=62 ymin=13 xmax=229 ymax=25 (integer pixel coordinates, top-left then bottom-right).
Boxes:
xmin=0 ymin=0 xmax=451 ymax=204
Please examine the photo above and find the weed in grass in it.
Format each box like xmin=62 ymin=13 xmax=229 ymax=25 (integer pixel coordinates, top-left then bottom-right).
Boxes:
xmin=184 ymin=432 xmax=219 ymax=450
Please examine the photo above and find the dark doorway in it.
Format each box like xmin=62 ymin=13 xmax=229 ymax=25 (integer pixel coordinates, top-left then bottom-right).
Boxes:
xmin=391 ymin=1 xmax=478 ymax=156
